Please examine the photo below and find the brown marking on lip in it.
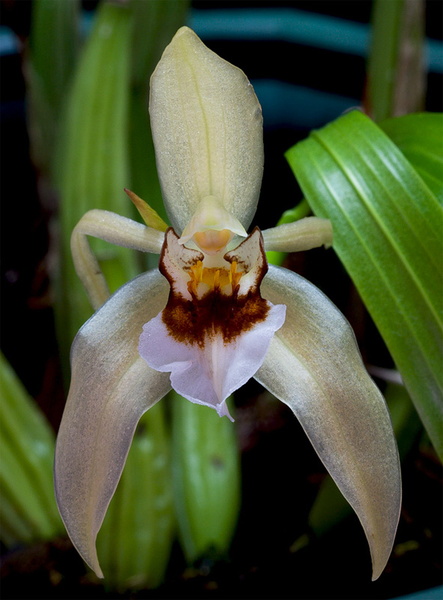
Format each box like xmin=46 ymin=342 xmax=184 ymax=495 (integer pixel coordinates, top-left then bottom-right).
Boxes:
xmin=159 ymin=227 xmax=270 ymax=347
xmin=162 ymin=286 xmax=270 ymax=347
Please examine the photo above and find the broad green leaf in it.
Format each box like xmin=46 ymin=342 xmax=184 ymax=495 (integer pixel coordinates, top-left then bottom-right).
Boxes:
xmin=381 ymin=113 xmax=443 ymax=203
xmin=29 ymin=0 xmax=79 ymax=109
xmin=286 ymin=110 xmax=443 ymax=460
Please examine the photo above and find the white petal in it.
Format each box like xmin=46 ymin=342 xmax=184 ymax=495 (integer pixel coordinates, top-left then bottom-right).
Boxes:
xmin=139 ymin=303 xmax=286 ymax=421
xmin=54 ymin=271 xmax=171 ymax=578
xmin=71 ymin=210 xmax=166 ymax=309
xmin=262 ymin=217 xmax=333 ymax=252
xmin=150 ymin=27 xmax=263 ymax=232
xmin=256 ymin=265 xmax=401 ymax=580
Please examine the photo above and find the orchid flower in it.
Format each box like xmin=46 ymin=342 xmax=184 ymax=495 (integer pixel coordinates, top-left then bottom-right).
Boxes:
xmin=54 ymin=27 xmax=401 ymax=582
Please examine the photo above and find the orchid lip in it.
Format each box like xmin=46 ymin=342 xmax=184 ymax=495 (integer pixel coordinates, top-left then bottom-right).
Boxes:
xmin=158 ymin=228 xmax=275 ymax=345
xmin=138 ymin=227 xmax=286 ymax=417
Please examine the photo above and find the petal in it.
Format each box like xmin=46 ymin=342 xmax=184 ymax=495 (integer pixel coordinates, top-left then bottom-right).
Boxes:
xmin=150 ymin=27 xmax=263 ymax=233
xmin=256 ymin=266 xmax=401 ymax=580
xmin=71 ymin=209 xmax=166 ymax=309
xmin=139 ymin=303 xmax=285 ymax=421
xmin=54 ymin=271 xmax=171 ymax=578
xmin=261 ymin=216 xmax=333 ymax=252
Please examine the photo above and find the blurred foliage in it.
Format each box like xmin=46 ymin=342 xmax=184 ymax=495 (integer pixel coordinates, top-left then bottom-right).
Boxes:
xmin=97 ymin=403 xmax=175 ymax=591
xmin=366 ymin=0 xmax=425 ymax=121
xmin=0 ymin=354 xmax=63 ymax=547
xmin=27 ymin=0 xmax=80 ymax=177
xmin=171 ymin=392 xmax=241 ymax=563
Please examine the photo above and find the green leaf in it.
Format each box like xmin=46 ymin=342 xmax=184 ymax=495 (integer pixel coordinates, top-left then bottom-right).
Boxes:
xmin=366 ymin=0 xmax=425 ymax=121
xmin=27 ymin=0 xmax=80 ymax=175
xmin=286 ymin=110 xmax=443 ymax=460
xmin=54 ymin=1 xmax=139 ymax=359
xmin=171 ymin=393 xmax=241 ymax=563
xmin=380 ymin=113 xmax=443 ymax=203
xmin=97 ymin=403 xmax=175 ymax=591
xmin=0 ymin=354 xmax=63 ymax=546
xmin=29 ymin=0 xmax=79 ymax=110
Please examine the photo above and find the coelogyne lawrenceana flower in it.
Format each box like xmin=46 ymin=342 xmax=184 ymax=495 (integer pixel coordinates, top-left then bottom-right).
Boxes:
xmin=54 ymin=27 xmax=401 ymax=581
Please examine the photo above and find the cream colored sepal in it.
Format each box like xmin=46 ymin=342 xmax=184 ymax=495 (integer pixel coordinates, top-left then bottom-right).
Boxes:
xmin=149 ymin=27 xmax=263 ymax=233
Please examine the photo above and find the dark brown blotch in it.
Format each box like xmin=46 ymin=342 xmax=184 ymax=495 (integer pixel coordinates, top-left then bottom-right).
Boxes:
xmin=162 ymin=287 xmax=270 ymax=347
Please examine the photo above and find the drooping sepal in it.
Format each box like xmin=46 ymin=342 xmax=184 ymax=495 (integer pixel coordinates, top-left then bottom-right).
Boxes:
xmin=257 ymin=266 xmax=401 ymax=580
xmin=54 ymin=271 xmax=171 ymax=577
